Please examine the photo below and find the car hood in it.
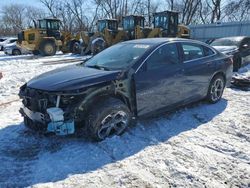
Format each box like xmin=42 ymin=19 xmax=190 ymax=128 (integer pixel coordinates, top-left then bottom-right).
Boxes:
xmin=27 ymin=64 xmax=121 ymax=92
xmin=212 ymin=45 xmax=238 ymax=53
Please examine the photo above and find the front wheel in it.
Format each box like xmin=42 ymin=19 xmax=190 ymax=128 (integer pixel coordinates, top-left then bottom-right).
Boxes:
xmin=12 ymin=49 xmax=21 ymax=55
xmin=207 ymin=75 xmax=225 ymax=103
xmin=86 ymin=98 xmax=132 ymax=141
xmin=39 ymin=41 xmax=56 ymax=56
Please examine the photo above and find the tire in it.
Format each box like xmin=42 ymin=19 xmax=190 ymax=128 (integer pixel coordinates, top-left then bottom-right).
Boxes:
xmin=12 ymin=49 xmax=21 ymax=55
xmin=32 ymin=50 xmax=40 ymax=55
xmin=86 ymin=98 xmax=132 ymax=141
xmin=91 ymin=38 xmax=106 ymax=55
xmin=39 ymin=40 xmax=56 ymax=56
xmin=69 ymin=40 xmax=80 ymax=54
xmin=207 ymin=75 xmax=225 ymax=103
xmin=233 ymin=55 xmax=241 ymax=72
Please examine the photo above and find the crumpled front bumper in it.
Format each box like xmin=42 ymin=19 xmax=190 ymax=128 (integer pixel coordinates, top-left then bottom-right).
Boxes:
xmin=20 ymin=106 xmax=75 ymax=135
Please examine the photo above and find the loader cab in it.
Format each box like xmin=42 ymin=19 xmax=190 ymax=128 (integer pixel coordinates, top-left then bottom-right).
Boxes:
xmin=123 ymin=15 xmax=145 ymax=31
xmin=153 ymin=11 xmax=178 ymax=37
xmin=37 ymin=18 xmax=61 ymax=39
xmin=97 ymin=19 xmax=118 ymax=33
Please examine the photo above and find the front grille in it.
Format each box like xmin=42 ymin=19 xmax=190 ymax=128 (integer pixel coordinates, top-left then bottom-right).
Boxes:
xmin=20 ymin=87 xmax=56 ymax=113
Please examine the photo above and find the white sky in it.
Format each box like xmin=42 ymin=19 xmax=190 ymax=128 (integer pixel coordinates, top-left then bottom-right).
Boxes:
xmin=0 ymin=0 xmax=44 ymax=9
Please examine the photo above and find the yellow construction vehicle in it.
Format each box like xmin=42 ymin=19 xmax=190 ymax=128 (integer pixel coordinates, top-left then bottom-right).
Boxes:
xmin=177 ymin=24 xmax=190 ymax=38
xmin=78 ymin=19 xmax=128 ymax=55
xmin=17 ymin=18 xmax=79 ymax=56
xmin=132 ymin=11 xmax=190 ymax=39
xmin=122 ymin=15 xmax=145 ymax=39
xmin=77 ymin=11 xmax=190 ymax=55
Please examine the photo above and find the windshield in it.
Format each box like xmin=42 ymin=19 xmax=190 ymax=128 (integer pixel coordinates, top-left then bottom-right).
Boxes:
xmin=85 ymin=43 xmax=152 ymax=70
xmin=123 ymin=18 xmax=135 ymax=31
xmin=97 ymin=21 xmax=106 ymax=32
xmin=38 ymin=20 xmax=60 ymax=30
xmin=211 ymin=38 xmax=242 ymax=47
xmin=154 ymin=15 xmax=168 ymax=29
xmin=38 ymin=20 xmax=47 ymax=29
xmin=47 ymin=20 xmax=60 ymax=30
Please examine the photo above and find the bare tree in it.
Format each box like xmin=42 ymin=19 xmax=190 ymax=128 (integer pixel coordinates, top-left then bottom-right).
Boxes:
xmin=39 ymin=0 xmax=58 ymax=17
xmin=224 ymin=0 xmax=250 ymax=22
xmin=0 ymin=4 xmax=45 ymax=35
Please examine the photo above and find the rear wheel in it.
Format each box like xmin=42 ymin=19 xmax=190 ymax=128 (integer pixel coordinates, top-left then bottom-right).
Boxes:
xmin=70 ymin=40 xmax=80 ymax=54
xmin=91 ymin=38 xmax=106 ymax=55
xmin=12 ymin=49 xmax=21 ymax=55
xmin=39 ymin=41 xmax=56 ymax=56
xmin=86 ymin=98 xmax=132 ymax=141
xmin=207 ymin=75 xmax=225 ymax=103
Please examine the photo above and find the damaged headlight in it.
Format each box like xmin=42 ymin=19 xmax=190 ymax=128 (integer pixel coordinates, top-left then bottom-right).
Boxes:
xmin=61 ymin=95 xmax=76 ymax=105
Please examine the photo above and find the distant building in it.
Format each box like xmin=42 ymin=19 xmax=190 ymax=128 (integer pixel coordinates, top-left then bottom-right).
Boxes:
xmin=189 ymin=21 xmax=250 ymax=41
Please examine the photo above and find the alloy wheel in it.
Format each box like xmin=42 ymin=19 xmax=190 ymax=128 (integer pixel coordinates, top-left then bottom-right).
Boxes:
xmin=210 ymin=78 xmax=224 ymax=102
xmin=97 ymin=111 xmax=128 ymax=140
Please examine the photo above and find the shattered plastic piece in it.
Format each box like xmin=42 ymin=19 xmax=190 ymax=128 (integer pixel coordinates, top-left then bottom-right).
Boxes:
xmin=46 ymin=107 xmax=75 ymax=135
xmin=231 ymin=74 xmax=250 ymax=90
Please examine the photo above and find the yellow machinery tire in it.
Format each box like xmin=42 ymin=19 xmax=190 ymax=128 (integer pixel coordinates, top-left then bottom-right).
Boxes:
xmin=39 ymin=40 xmax=56 ymax=56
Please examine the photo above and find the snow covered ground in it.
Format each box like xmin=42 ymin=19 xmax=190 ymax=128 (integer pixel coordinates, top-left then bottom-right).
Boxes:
xmin=0 ymin=51 xmax=249 ymax=188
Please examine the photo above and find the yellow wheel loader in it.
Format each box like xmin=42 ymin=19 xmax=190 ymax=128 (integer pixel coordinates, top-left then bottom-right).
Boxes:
xmin=79 ymin=19 xmax=128 ymax=55
xmin=133 ymin=11 xmax=190 ymax=39
xmin=122 ymin=15 xmax=145 ymax=39
xmin=17 ymin=18 xmax=79 ymax=56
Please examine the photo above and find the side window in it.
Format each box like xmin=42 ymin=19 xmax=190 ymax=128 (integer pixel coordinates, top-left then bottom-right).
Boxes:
xmin=146 ymin=43 xmax=179 ymax=70
xmin=182 ymin=43 xmax=205 ymax=61
xmin=203 ymin=46 xmax=215 ymax=56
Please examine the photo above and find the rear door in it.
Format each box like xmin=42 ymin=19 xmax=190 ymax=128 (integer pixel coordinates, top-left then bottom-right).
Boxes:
xmin=134 ymin=43 xmax=183 ymax=116
xmin=178 ymin=42 xmax=216 ymax=101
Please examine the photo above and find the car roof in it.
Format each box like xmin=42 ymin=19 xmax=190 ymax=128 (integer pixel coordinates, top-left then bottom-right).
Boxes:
xmin=122 ymin=38 xmax=188 ymax=44
xmin=122 ymin=38 xmax=207 ymax=46
xmin=214 ymin=36 xmax=248 ymax=41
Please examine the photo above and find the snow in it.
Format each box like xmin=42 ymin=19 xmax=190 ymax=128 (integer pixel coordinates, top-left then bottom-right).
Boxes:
xmin=0 ymin=51 xmax=250 ymax=188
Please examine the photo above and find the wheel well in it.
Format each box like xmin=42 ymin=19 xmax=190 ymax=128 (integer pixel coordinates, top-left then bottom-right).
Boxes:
xmin=12 ymin=49 xmax=21 ymax=54
xmin=212 ymin=72 xmax=226 ymax=83
xmin=82 ymin=93 xmax=131 ymax=115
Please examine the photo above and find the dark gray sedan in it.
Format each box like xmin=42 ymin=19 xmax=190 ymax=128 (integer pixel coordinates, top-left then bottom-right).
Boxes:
xmin=19 ymin=38 xmax=233 ymax=141
xmin=211 ymin=36 xmax=250 ymax=71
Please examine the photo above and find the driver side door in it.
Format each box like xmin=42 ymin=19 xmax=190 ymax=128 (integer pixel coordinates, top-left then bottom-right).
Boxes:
xmin=134 ymin=43 xmax=183 ymax=116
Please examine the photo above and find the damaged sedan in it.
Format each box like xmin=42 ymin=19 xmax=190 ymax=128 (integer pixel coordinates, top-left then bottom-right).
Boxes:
xmin=19 ymin=38 xmax=233 ymax=141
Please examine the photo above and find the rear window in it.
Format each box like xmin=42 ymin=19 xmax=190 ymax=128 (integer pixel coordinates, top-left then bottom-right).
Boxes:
xmin=181 ymin=43 xmax=204 ymax=61
xmin=203 ymin=46 xmax=215 ymax=56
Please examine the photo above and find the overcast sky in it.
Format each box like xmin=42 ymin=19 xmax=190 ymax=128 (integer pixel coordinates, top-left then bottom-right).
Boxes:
xmin=0 ymin=0 xmax=44 ymax=9
xmin=0 ymin=0 xmax=167 ymax=12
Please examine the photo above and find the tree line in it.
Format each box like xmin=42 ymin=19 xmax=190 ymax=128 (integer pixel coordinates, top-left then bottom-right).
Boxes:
xmin=0 ymin=0 xmax=249 ymax=36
